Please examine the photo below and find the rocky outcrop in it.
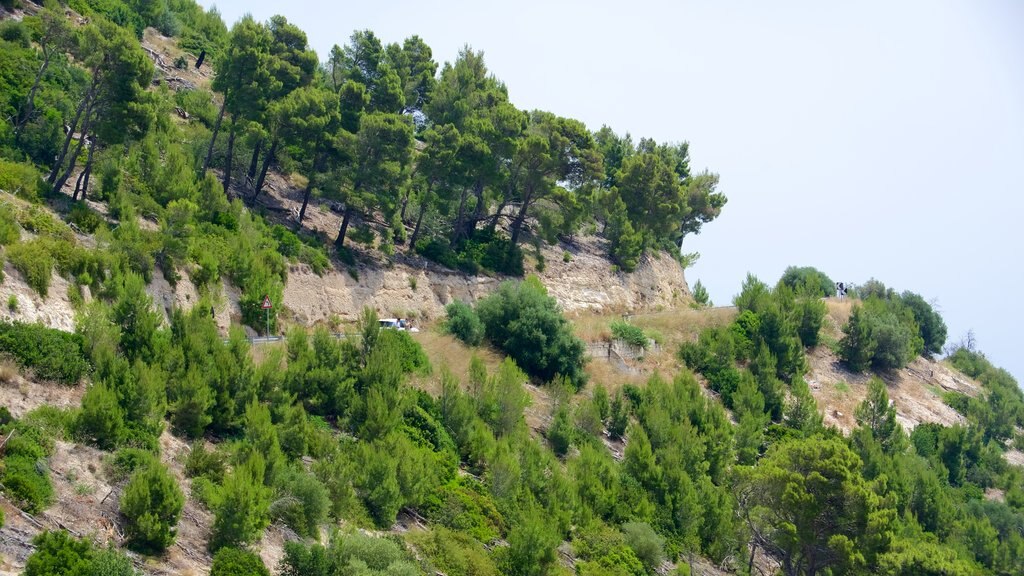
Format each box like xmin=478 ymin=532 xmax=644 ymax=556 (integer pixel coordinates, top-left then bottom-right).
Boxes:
xmin=282 ymin=236 xmax=691 ymax=325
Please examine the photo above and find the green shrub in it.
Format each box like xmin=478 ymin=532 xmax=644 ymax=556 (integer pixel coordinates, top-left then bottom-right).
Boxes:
xmin=76 ymin=381 xmax=124 ymax=449
xmin=610 ymin=320 xmax=648 ymax=349
xmin=120 ymin=462 xmax=185 ymax=553
xmin=778 ymin=265 xmax=836 ymax=297
xmin=0 ymin=418 xmax=56 ymax=513
xmin=106 ymin=448 xmax=158 ymax=482
xmin=0 ymin=321 xmax=89 ymax=383
xmin=0 ymin=203 xmax=20 ymax=245
xmin=621 ymin=521 xmax=666 ymax=572
xmin=190 ymin=476 xmax=219 ymax=509
xmin=377 ymin=329 xmax=430 ymax=375
xmin=24 ymin=531 xmax=93 ymax=576
xmin=406 ymin=527 xmax=499 ymax=576
xmin=1 ymin=453 xmax=54 ymax=512
xmin=210 ymin=547 xmax=270 ymax=576
xmin=417 ymin=229 xmax=524 ymax=276
xmin=184 ymin=441 xmax=226 ymax=482
xmin=0 ymin=159 xmax=45 ymax=200
xmin=0 ymin=19 xmax=29 ymax=46
xmin=14 ymin=205 xmax=73 ymax=240
xmin=691 ymin=279 xmax=711 ymax=308
xmin=7 ymin=294 xmax=17 ymax=312
xmin=476 ymin=278 xmax=587 ymax=389
xmin=273 ymin=468 xmax=329 ymax=538
xmin=840 ymin=298 xmax=922 ymax=372
xmin=174 ymin=89 xmax=219 ymax=127
xmin=422 ymin=479 xmax=506 ymax=542
xmin=444 ymin=301 xmax=483 ymax=346
xmin=68 ymin=203 xmax=104 ymax=233
xmin=210 ymin=458 xmax=271 ymax=552
xmin=7 ymin=239 xmax=53 ymax=296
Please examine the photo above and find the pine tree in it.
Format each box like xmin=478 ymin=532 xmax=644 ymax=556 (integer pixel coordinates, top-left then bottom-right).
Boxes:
xmin=120 ymin=463 xmax=184 ymax=553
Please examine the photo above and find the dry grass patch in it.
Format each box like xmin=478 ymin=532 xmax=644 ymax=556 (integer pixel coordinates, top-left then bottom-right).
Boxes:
xmin=570 ymin=306 xmax=735 ymax=346
xmin=410 ymin=329 xmax=505 ymax=395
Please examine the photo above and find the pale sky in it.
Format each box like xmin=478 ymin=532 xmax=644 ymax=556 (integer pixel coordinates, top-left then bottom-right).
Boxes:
xmin=200 ymin=0 xmax=1024 ymax=384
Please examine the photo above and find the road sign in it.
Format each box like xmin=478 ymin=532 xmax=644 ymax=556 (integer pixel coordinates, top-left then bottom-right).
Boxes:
xmin=261 ymin=295 xmax=273 ymax=309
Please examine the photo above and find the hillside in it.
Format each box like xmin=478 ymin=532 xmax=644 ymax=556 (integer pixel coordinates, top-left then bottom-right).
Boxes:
xmin=1 ymin=3 xmax=1023 ymax=576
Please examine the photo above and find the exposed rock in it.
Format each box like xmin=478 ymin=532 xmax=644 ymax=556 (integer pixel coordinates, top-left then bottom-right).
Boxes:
xmin=282 ymin=236 xmax=690 ymax=326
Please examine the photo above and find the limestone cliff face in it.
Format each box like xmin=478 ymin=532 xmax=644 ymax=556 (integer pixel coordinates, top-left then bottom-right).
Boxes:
xmin=282 ymin=237 xmax=691 ymax=325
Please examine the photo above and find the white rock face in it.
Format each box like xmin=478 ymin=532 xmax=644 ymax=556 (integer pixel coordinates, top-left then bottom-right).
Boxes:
xmin=283 ymin=237 xmax=691 ymax=324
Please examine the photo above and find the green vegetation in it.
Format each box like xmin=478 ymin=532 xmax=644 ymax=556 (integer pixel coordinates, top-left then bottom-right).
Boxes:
xmin=120 ymin=462 xmax=185 ymax=553
xmin=24 ymin=530 xmax=139 ymax=576
xmin=839 ymin=282 xmax=946 ymax=371
xmin=0 ymin=409 xmax=60 ymax=513
xmin=0 ymin=5 xmax=1022 ymax=576
xmin=777 ymin=265 xmax=835 ymax=297
xmin=0 ymin=321 xmax=89 ymax=383
xmin=690 ymin=279 xmax=711 ymax=308
xmin=210 ymin=547 xmax=270 ymax=576
xmin=475 ymin=278 xmax=587 ymax=389
xmin=444 ymin=300 xmax=484 ymax=346
xmin=610 ymin=319 xmax=649 ymax=349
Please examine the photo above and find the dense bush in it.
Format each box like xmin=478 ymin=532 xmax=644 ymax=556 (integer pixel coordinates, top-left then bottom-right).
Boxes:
xmin=0 ymin=158 xmax=45 ymax=200
xmin=1 ymin=450 xmax=54 ymax=513
xmin=0 ymin=321 xmax=89 ymax=383
xmin=210 ymin=547 xmax=270 ymax=576
xmin=24 ymin=530 xmax=93 ymax=576
xmin=6 ymin=239 xmax=54 ymax=296
xmin=280 ymin=532 xmax=420 ymax=576
xmin=622 ymin=521 xmax=666 ymax=572
xmin=476 ymin=277 xmax=587 ymax=389
xmin=0 ymin=203 xmax=20 ymax=245
xmin=444 ymin=300 xmax=483 ymax=346
xmin=777 ymin=265 xmax=835 ymax=297
xmin=23 ymin=532 xmax=139 ymax=575
xmin=120 ymin=462 xmax=185 ymax=553
xmin=840 ymin=298 xmax=922 ymax=372
xmin=416 ymin=229 xmax=524 ymax=276
xmin=210 ymin=457 xmax=271 ymax=552
xmin=610 ymin=320 xmax=648 ymax=349
xmin=900 ymin=290 xmax=947 ymax=355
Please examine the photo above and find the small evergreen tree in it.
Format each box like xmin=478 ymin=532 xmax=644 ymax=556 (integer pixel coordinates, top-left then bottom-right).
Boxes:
xmin=210 ymin=456 xmax=271 ymax=552
xmin=120 ymin=462 xmax=184 ymax=553
xmin=210 ymin=547 xmax=270 ymax=576
xmin=840 ymin=305 xmax=875 ymax=372
xmin=77 ymin=382 xmax=125 ymax=449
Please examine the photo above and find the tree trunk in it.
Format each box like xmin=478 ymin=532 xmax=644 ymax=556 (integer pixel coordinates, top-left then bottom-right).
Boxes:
xmin=399 ymin=195 xmax=408 ymax=223
xmin=408 ymin=183 xmax=431 ymax=248
xmin=53 ymin=103 xmax=97 ymax=195
xmin=252 ymin=139 xmax=278 ymax=202
xmin=48 ymin=79 xmax=95 ymax=184
xmin=80 ymin=138 xmax=96 ymax=200
xmin=748 ymin=542 xmax=757 ymax=576
xmin=72 ymin=168 xmax=86 ymax=201
xmin=246 ymin=139 xmax=262 ymax=196
xmin=508 ymin=192 xmax=531 ymax=248
xmin=202 ymin=95 xmax=227 ymax=173
xmin=489 ymin=198 xmax=509 ymax=232
xmin=297 ymin=178 xmax=314 ymax=226
xmin=335 ymin=205 xmax=354 ymax=247
xmin=222 ymin=118 xmax=236 ymax=193
xmin=469 ymin=178 xmax=486 ymax=223
xmin=450 ymin=186 xmax=470 ymax=247
xmin=14 ymin=51 xmax=52 ymax=142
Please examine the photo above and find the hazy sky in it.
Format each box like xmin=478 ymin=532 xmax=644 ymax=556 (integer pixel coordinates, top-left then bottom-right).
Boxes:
xmin=200 ymin=0 xmax=1024 ymax=383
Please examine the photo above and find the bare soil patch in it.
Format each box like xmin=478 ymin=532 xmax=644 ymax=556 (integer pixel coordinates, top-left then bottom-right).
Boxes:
xmin=806 ymin=346 xmax=978 ymax=433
